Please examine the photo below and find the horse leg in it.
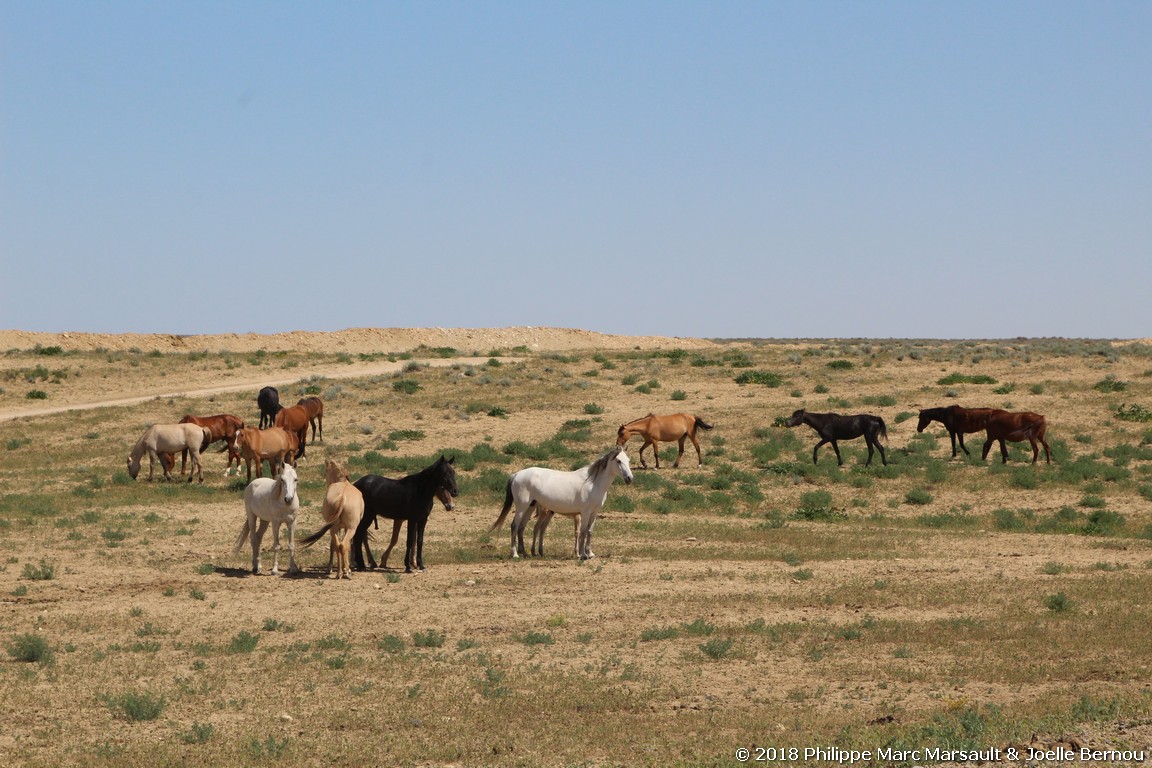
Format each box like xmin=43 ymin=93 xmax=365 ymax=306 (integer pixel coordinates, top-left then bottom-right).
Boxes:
xmin=180 ymin=448 xmax=188 ymax=477
xmin=327 ymin=532 xmax=337 ymax=576
xmin=999 ymin=438 xmax=1009 ymax=464
xmin=688 ymin=431 xmax=703 ymax=466
xmin=380 ymin=520 xmax=402 ymax=570
xmin=317 ymin=414 xmax=323 ymax=442
xmin=956 ymin=431 xmax=971 ymax=457
xmin=415 ymin=518 xmax=426 ymax=571
xmin=811 ymin=439 xmax=827 ymax=465
xmin=571 ymin=515 xmax=579 ymax=558
xmin=637 ymin=440 xmax=652 ymax=469
xmin=285 ymin=517 xmax=299 ymax=575
xmin=673 ymin=436 xmax=687 ymax=468
xmin=948 ymin=431 xmax=959 ymax=458
xmin=578 ymin=512 xmax=595 ymax=560
xmin=830 ymin=440 xmax=844 ymax=466
xmin=252 ymin=518 xmax=269 ymax=574
xmin=269 ymin=521 xmax=282 ymax=575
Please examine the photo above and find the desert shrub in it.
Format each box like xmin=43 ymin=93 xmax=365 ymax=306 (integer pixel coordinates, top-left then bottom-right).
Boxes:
xmin=6 ymin=633 xmax=53 ymax=664
xmin=734 ymin=370 xmax=783 ymax=387
xmin=937 ymin=373 xmax=997 ymax=385
xmin=392 ymin=379 xmax=421 ymax=395
xmin=904 ymin=488 xmax=933 ymax=506
xmin=1093 ymin=376 xmax=1126 ymax=393
xmin=1116 ymin=403 xmax=1152 ymax=422
xmin=103 ymin=691 xmax=167 ymax=721
xmin=827 ymin=360 xmax=854 ymax=370
xmin=412 ymin=629 xmax=446 ymax=648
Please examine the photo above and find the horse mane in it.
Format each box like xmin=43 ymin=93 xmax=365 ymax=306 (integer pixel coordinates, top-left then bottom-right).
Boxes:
xmin=587 ymin=446 xmax=622 ymax=483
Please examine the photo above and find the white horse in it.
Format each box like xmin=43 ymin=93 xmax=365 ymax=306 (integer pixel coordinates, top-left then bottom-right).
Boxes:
xmin=489 ymin=446 xmax=633 ymax=560
xmin=127 ymin=423 xmax=211 ymax=483
xmin=233 ymin=463 xmax=300 ymax=575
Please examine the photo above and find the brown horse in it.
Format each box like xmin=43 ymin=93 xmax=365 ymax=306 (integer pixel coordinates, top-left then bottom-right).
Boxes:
xmin=176 ymin=413 xmax=244 ymax=476
xmin=296 ymin=397 xmax=324 ymax=443
xmin=274 ymin=404 xmax=310 ymax=460
xmin=615 ymin=413 xmax=714 ymax=469
xmin=916 ymin=406 xmax=995 ymax=458
xmin=232 ymin=427 xmax=297 ymax=481
xmin=983 ymin=410 xmax=1051 ymax=464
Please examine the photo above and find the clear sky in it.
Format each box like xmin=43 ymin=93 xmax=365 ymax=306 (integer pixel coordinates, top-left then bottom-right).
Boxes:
xmin=2 ymin=2 xmax=1149 ymax=339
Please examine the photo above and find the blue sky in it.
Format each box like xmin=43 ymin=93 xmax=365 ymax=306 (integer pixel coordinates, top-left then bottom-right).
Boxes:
xmin=2 ymin=1 xmax=1149 ymax=339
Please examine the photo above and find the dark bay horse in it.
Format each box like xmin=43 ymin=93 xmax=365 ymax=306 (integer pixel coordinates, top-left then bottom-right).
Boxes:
xmin=785 ymin=409 xmax=888 ymax=466
xmin=257 ymin=386 xmax=281 ymax=429
xmin=175 ymin=413 xmax=244 ymax=475
xmin=916 ymin=406 xmax=995 ymax=458
xmin=274 ymin=404 xmax=310 ymax=460
xmin=336 ymin=456 xmax=458 ymax=573
xmin=297 ymin=396 xmax=324 ymax=443
xmin=983 ymin=410 xmax=1051 ymax=464
xmin=615 ymin=413 xmax=714 ymax=469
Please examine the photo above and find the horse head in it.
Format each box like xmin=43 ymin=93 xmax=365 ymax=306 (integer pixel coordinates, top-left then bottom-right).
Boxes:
xmin=437 ymin=455 xmax=459 ymax=502
xmin=784 ymin=409 xmax=807 ymax=428
xmin=279 ymin=463 xmax=298 ymax=505
xmin=126 ymin=454 xmax=140 ymax=480
xmin=610 ymin=445 xmax=634 ymax=485
xmin=915 ymin=409 xmax=931 ymax=433
xmin=615 ymin=424 xmax=629 ymax=446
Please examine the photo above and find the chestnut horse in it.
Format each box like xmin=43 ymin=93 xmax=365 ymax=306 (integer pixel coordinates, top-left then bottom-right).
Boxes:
xmin=173 ymin=413 xmax=244 ymax=476
xmin=297 ymin=397 xmax=324 ymax=443
xmin=983 ymin=410 xmax=1051 ymax=464
xmin=615 ymin=413 xmax=714 ymax=469
xmin=274 ymin=404 xmax=310 ymax=460
xmin=916 ymin=406 xmax=995 ymax=458
xmin=232 ymin=426 xmax=297 ymax=481
xmin=785 ymin=409 xmax=888 ymax=467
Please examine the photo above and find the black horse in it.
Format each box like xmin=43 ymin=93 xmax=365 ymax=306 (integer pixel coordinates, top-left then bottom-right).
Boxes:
xmin=256 ymin=386 xmax=282 ymax=429
xmin=785 ymin=409 xmax=888 ymax=466
xmin=350 ymin=456 xmax=458 ymax=573
xmin=916 ymin=405 xmax=995 ymax=458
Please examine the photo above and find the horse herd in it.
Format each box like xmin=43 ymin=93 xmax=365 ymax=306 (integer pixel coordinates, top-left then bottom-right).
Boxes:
xmin=124 ymin=387 xmax=1050 ymax=578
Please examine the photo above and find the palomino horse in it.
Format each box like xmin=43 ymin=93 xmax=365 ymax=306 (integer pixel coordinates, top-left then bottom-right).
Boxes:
xmin=490 ymin=446 xmax=633 ymax=560
xmin=785 ymin=409 xmax=888 ymax=467
xmin=983 ymin=410 xmax=1051 ymax=464
xmin=274 ymin=404 xmax=310 ymax=460
xmin=256 ymin=386 xmax=281 ymax=428
xmin=299 ymin=460 xmax=364 ymax=579
xmin=916 ymin=406 xmax=995 ymax=458
xmin=233 ymin=463 xmax=300 ymax=575
xmin=616 ymin=413 xmax=713 ymax=469
xmin=350 ymin=456 xmax=459 ymax=573
xmin=359 ymin=486 xmax=456 ymax=572
xmin=297 ymin=397 xmax=324 ymax=443
xmin=127 ymin=423 xmax=211 ymax=483
xmin=232 ymin=427 xmax=297 ymax=481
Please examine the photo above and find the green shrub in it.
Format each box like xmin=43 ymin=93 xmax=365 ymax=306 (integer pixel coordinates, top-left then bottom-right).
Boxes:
xmin=583 ymin=403 xmax=604 ymax=415
xmin=670 ymin=390 xmax=687 ymax=401
xmin=734 ymin=370 xmax=783 ymax=387
xmin=22 ymin=560 xmax=54 ymax=581
xmin=827 ymin=360 xmax=854 ymax=370
xmin=1045 ymin=592 xmax=1073 ymax=613
xmin=904 ymin=488 xmax=933 ymax=506
xmin=392 ymin=379 xmax=421 ymax=395
xmin=412 ymin=629 xmax=446 ymax=648
xmin=517 ymin=631 xmax=554 ymax=646
xmin=25 ymin=390 xmax=48 ymax=400
xmin=6 ymin=633 xmax=53 ymax=664
xmin=937 ymin=373 xmax=997 ymax=385
xmin=227 ymin=631 xmax=260 ymax=654
xmin=1116 ymin=403 xmax=1152 ymax=422
xmin=103 ymin=691 xmax=167 ymax=721
xmin=1093 ymin=376 xmax=1127 ymax=393
xmin=699 ymin=637 xmax=734 ymax=659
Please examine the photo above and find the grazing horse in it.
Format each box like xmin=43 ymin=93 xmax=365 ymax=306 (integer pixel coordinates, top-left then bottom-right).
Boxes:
xmin=785 ymin=409 xmax=888 ymax=467
xmin=336 ymin=456 xmax=459 ymax=573
xmin=232 ymin=463 xmax=300 ymax=575
xmin=232 ymin=426 xmax=297 ymax=481
xmin=983 ymin=410 xmax=1051 ymax=464
xmin=916 ymin=406 xmax=995 ymax=458
xmin=257 ymin=386 xmax=281 ymax=429
xmin=274 ymin=404 xmax=310 ymax=460
xmin=299 ymin=460 xmax=364 ymax=579
xmin=359 ymin=486 xmax=456 ymax=572
xmin=616 ymin=413 xmax=713 ymax=469
xmin=297 ymin=397 xmax=324 ymax=443
xmin=178 ymin=413 xmax=245 ymax=476
xmin=127 ymin=423 xmax=211 ymax=482
xmin=490 ymin=446 xmax=633 ymax=560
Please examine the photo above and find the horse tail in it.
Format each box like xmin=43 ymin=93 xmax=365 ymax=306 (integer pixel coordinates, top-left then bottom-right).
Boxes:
xmin=876 ymin=417 xmax=888 ymax=443
xmin=489 ymin=477 xmax=515 ymax=532
xmin=232 ymin=520 xmax=251 ymax=555
xmin=298 ymin=523 xmax=334 ymax=549
xmin=694 ymin=417 xmax=714 ymax=431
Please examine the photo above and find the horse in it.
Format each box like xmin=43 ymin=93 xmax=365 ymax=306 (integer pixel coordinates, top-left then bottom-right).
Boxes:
xmin=232 ymin=426 xmax=297 ymax=481
xmin=784 ymin=409 xmax=888 ymax=467
xmin=983 ymin=410 xmax=1051 ymax=464
xmin=298 ymin=460 xmax=364 ymax=579
xmin=359 ymin=485 xmax=456 ymax=572
xmin=232 ymin=463 xmax=300 ymax=575
xmin=297 ymin=397 xmax=324 ymax=443
xmin=490 ymin=445 xmax=634 ymax=560
xmin=334 ymin=456 xmax=459 ymax=574
xmin=616 ymin=413 xmax=713 ymax=469
xmin=127 ymin=423 xmax=211 ymax=482
xmin=178 ymin=413 xmax=244 ymax=476
xmin=274 ymin=404 xmax=310 ymax=460
xmin=916 ymin=406 xmax=996 ymax=458
xmin=257 ymin=386 xmax=281 ymax=429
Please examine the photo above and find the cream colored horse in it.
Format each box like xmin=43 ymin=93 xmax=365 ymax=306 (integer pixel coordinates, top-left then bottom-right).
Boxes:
xmin=302 ymin=460 xmax=364 ymax=579
xmin=127 ymin=423 xmax=211 ymax=482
